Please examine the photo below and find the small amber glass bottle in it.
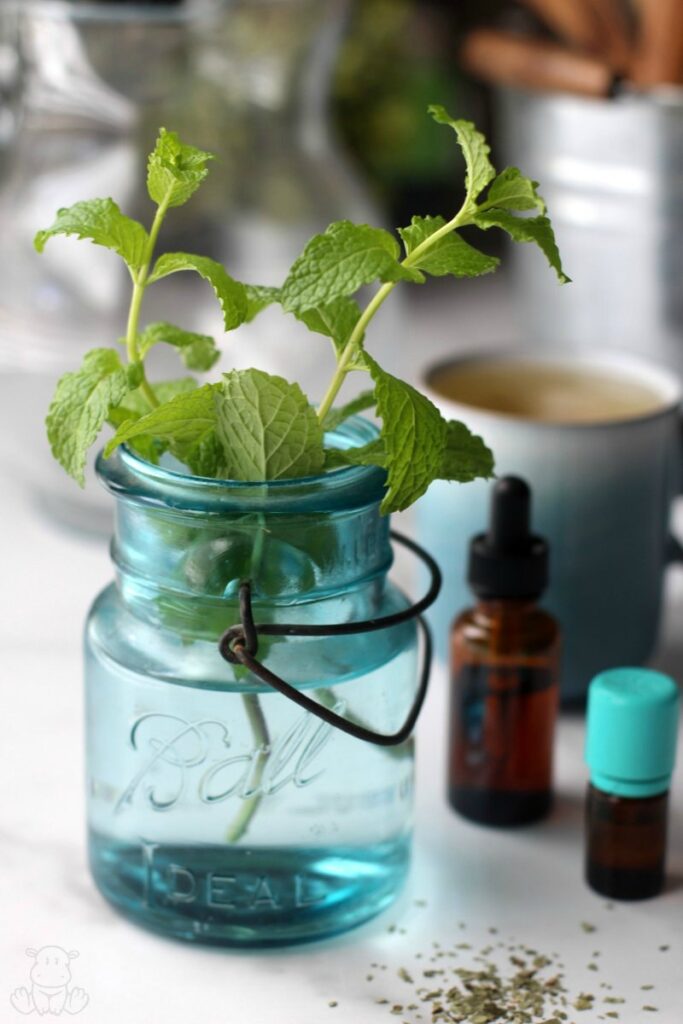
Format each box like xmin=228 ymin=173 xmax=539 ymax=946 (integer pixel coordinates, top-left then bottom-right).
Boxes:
xmin=448 ymin=477 xmax=560 ymax=827
xmin=585 ymin=668 xmax=679 ymax=900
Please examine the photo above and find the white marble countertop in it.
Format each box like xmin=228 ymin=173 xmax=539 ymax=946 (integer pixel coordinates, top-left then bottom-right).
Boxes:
xmin=2 ymin=284 xmax=683 ymax=1022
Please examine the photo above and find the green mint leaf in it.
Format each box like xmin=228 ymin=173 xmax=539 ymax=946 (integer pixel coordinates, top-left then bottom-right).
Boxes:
xmin=150 ymin=377 xmax=199 ymax=403
xmin=148 ymin=253 xmax=249 ymax=330
xmin=47 ymin=348 xmax=131 ymax=485
xmin=108 ymin=376 xmax=197 ymax=423
xmin=324 ymin=438 xmax=385 ymax=471
xmin=34 ymin=198 xmax=149 ymax=271
xmin=475 ymin=210 xmax=570 ymax=283
xmin=147 ymin=128 xmax=213 ymax=209
xmin=106 ymin=377 xmax=200 ymax=470
xmin=215 ymin=369 xmax=325 ymax=480
xmin=138 ymin=322 xmax=219 ymax=372
xmin=116 ymin=379 xmax=216 ymax=476
xmin=280 ymin=221 xmax=424 ymax=313
xmin=364 ymin=354 xmax=447 ymax=513
xmin=179 ymin=433 xmax=224 ymax=478
xmin=439 ymin=420 xmax=494 ymax=482
xmin=104 ymin=383 xmax=217 ymax=458
xmin=295 ymin=296 xmax=364 ymax=357
xmin=399 ymin=215 xmax=499 ymax=278
xmin=107 ymin=405 xmax=142 ymax=428
xmin=324 ymin=449 xmax=350 ymax=471
xmin=480 ymin=166 xmax=546 ymax=214
xmin=323 ymin=390 xmax=376 ymax=431
xmin=428 ymin=106 xmax=495 ymax=203
xmin=244 ymin=284 xmax=281 ymax=322
xmin=106 ymin=407 xmax=162 ymax=464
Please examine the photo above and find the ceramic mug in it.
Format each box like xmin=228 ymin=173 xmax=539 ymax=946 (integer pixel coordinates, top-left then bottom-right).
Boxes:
xmin=416 ymin=349 xmax=682 ymax=704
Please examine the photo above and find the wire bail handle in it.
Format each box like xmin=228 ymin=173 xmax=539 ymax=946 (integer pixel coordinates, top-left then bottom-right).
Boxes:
xmin=218 ymin=531 xmax=442 ymax=747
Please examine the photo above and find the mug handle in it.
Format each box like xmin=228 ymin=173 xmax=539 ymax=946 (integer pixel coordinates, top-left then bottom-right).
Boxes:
xmin=666 ymin=535 xmax=683 ymax=563
xmin=667 ymin=418 xmax=683 ymax=563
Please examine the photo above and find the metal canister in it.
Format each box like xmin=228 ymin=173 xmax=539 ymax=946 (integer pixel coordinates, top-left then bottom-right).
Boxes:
xmin=497 ymin=87 xmax=683 ymax=375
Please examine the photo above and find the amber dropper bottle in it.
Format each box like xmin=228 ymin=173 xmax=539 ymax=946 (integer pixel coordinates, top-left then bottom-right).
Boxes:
xmin=448 ymin=476 xmax=560 ymax=826
xmin=585 ymin=667 xmax=679 ymax=900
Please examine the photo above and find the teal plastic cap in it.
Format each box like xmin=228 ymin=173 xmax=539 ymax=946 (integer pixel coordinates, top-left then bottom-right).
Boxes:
xmin=586 ymin=668 xmax=680 ymax=798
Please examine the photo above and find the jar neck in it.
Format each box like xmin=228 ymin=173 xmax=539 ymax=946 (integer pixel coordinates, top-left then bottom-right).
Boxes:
xmin=113 ymin=498 xmax=392 ymax=622
xmin=101 ymin=427 xmax=391 ymax=636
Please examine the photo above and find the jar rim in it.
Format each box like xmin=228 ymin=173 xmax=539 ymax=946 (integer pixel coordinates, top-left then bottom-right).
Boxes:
xmin=96 ymin=415 xmax=388 ymax=515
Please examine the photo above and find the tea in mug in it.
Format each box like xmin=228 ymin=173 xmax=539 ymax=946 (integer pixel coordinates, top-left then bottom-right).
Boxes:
xmin=431 ymin=359 xmax=664 ymax=424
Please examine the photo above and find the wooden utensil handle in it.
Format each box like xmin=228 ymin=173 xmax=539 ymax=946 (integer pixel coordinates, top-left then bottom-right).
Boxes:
xmin=460 ymin=30 xmax=616 ymax=99
xmin=585 ymin=0 xmax=633 ymax=72
xmin=631 ymin=0 xmax=683 ymax=86
xmin=518 ymin=0 xmax=604 ymax=54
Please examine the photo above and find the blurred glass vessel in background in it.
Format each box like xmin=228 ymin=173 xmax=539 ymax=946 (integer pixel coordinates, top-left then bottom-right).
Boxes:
xmin=0 ymin=0 xmax=377 ymax=532
xmin=193 ymin=0 xmax=377 ymax=388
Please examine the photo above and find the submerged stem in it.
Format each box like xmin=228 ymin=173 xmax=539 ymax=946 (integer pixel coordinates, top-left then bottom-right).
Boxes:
xmin=225 ymin=692 xmax=270 ymax=844
xmin=225 ymin=511 xmax=272 ymax=844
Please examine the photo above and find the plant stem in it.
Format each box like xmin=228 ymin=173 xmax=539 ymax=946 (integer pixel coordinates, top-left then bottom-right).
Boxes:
xmin=225 ymin=692 xmax=270 ymax=844
xmin=316 ymin=204 xmax=473 ymax=424
xmin=225 ymin=511 xmax=272 ymax=844
xmin=125 ymin=281 xmax=159 ymax=408
xmin=123 ymin=195 xmax=172 ymax=409
xmin=145 ymin=199 xmax=170 ymax=265
xmin=316 ymin=281 xmax=394 ymax=423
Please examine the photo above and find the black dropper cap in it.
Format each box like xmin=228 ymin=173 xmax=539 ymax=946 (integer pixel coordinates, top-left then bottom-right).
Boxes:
xmin=468 ymin=476 xmax=548 ymax=600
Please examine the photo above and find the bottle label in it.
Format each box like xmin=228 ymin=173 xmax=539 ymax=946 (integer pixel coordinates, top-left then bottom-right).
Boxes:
xmin=460 ymin=663 xmax=553 ymax=731
xmin=453 ymin=663 xmax=555 ymax=781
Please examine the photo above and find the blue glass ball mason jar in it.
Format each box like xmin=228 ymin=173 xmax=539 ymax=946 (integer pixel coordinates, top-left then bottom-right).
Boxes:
xmin=85 ymin=419 xmax=419 ymax=946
